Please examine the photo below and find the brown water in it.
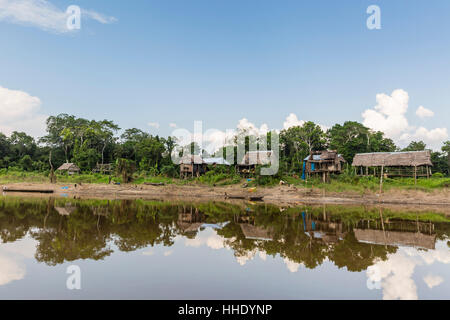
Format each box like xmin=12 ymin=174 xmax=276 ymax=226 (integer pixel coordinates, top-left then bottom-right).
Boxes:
xmin=0 ymin=196 xmax=449 ymax=299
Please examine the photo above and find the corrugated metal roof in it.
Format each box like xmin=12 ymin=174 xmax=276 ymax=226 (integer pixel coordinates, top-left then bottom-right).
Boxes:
xmin=304 ymin=154 xmax=344 ymax=161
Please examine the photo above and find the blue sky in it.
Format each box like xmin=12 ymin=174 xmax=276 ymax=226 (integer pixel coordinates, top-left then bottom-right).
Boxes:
xmin=0 ymin=0 xmax=449 ymax=149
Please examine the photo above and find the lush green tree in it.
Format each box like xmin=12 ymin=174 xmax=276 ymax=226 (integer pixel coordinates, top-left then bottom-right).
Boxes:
xmin=328 ymin=121 xmax=396 ymax=163
xmin=116 ymin=158 xmax=136 ymax=183
xmin=402 ymin=141 xmax=427 ymax=151
xmin=431 ymin=152 xmax=449 ymax=176
xmin=280 ymin=121 xmax=326 ymax=172
xmin=41 ymin=114 xmax=83 ymax=163
xmin=442 ymin=141 xmax=450 ymax=154
xmin=19 ymin=155 xmax=34 ymax=171
xmin=9 ymin=131 xmax=36 ymax=159
xmin=0 ymin=133 xmax=11 ymax=166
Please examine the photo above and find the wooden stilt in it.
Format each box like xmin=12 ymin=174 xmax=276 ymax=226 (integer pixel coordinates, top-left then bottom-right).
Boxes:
xmin=414 ymin=166 xmax=417 ymax=185
xmin=379 ymin=165 xmax=384 ymax=194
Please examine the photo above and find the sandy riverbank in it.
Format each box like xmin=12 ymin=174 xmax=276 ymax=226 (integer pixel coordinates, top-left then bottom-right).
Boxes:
xmin=2 ymin=182 xmax=450 ymax=209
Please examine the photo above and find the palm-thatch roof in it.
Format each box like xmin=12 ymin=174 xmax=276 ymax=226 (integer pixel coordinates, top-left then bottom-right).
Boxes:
xmin=354 ymin=229 xmax=436 ymax=249
xmin=240 ymin=224 xmax=274 ymax=241
xmin=203 ymin=157 xmax=231 ymax=165
xmin=177 ymin=222 xmax=203 ymax=233
xmin=179 ymin=155 xmax=205 ymax=164
xmin=240 ymin=151 xmax=272 ymax=166
xmin=352 ymin=151 xmax=432 ymax=167
xmin=55 ymin=205 xmax=76 ymax=216
xmin=56 ymin=163 xmax=81 ymax=172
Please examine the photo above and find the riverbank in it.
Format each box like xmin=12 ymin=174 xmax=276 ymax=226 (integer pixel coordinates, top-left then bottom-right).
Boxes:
xmin=2 ymin=181 xmax=450 ymax=208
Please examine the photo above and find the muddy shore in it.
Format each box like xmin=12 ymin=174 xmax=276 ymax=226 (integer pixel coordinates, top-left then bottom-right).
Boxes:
xmin=2 ymin=182 xmax=450 ymax=211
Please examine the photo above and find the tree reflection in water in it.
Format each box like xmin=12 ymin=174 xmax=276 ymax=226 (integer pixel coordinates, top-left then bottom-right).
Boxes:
xmin=0 ymin=197 xmax=448 ymax=272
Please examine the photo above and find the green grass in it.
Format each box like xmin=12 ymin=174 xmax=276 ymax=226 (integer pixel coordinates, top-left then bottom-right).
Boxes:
xmin=0 ymin=169 xmax=449 ymax=193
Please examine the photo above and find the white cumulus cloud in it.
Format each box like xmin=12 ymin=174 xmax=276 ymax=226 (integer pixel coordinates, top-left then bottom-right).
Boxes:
xmin=367 ymin=242 xmax=450 ymax=300
xmin=416 ymin=106 xmax=434 ymax=118
xmin=367 ymin=252 xmax=418 ymax=300
xmin=163 ymin=250 xmax=173 ymax=257
xmin=283 ymin=113 xmax=305 ymax=130
xmin=0 ymin=0 xmax=116 ymax=33
xmin=172 ymin=114 xmax=325 ymax=156
xmin=0 ymin=85 xmax=47 ymax=137
xmin=400 ymin=127 xmax=448 ymax=148
xmin=423 ymin=274 xmax=443 ymax=289
xmin=184 ymin=231 xmax=227 ymax=250
xmin=0 ymin=238 xmax=37 ymax=286
xmin=362 ymin=89 xmax=448 ymax=150
xmin=283 ymin=258 xmax=302 ymax=273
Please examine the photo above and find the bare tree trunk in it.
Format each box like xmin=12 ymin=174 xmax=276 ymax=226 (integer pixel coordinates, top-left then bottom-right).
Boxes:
xmin=414 ymin=166 xmax=417 ymax=185
xmin=101 ymin=143 xmax=106 ymax=165
xmin=49 ymin=150 xmax=56 ymax=183
xmin=64 ymin=145 xmax=69 ymax=163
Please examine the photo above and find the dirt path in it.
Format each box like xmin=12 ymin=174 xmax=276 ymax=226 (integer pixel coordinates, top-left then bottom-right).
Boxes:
xmin=2 ymin=182 xmax=450 ymax=210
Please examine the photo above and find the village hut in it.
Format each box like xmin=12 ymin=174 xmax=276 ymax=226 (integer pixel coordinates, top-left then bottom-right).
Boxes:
xmin=352 ymin=150 xmax=433 ymax=179
xmin=354 ymin=229 xmax=436 ymax=250
xmin=179 ymin=155 xmax=208 ymax=178
xmin=302 ymin=150 xmax=346 ymax=182
xmin=177 ymin=206 xmax=204 ymax=238
xmin=301 ymin=211 xmax=347 ymax=244
xmin=56 ymin=163 xmax=80 ymax=175
xmin=237 ymin=150 xmax=273 ymax=175
xmin=239 ymin=224 xmax=274 ymax=241
xmin=203 ymin=157 xmax=231 ymax=166
xmin=93 ymin=206 xmax=110 ymax=217
xmin=55 ymin=203 xmax=76 ymax=216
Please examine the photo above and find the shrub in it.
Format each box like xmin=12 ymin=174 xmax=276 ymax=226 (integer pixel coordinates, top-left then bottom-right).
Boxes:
xmin=160 ymin=164 xmax=178 ymax=178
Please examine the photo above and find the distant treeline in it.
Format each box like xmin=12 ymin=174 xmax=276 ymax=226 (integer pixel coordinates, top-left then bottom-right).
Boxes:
xmin=0 ymin=114 xmax=449 ymax=177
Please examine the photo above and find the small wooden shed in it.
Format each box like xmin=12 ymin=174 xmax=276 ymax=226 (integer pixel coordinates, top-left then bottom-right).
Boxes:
xmin=303 ymin=150 xmax=346 ymax=182
xmin=352 ymin=151 xmax=433 ymax=179
xmin=56 ymin=163 xmax=80 ymax=175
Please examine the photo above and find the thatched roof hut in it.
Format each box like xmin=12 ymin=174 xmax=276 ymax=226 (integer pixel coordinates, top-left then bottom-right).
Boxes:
xmin=203 ymin=157 xmax=231 ymax=166
xmin=55 ymin=204 xmax=76 ymax=216
xmin=240 ymin=224 xmax=274 ymax=241
xmin=354 ymin=229 xmax=436 ymax=249
xmin=303 ymin=150 xmax=346 ymax=180
xmin=179 ymin=155 xmax=205 ymax=164
xmin=352 ymin=151 xmax=432 ymax=167
xmin=56 ymin=163 xmax=80 ymax=174
xmin=179 ymin=155 xmax=207 ymax=178
xmin=240 ymin=151 xmax=272 ymax=166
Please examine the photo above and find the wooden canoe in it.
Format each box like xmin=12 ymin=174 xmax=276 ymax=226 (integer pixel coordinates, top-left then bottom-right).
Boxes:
xmin=224 ymin=193 xmax=264 ymax=201
xmin=2 ymin=187 xmax=54 ymax=194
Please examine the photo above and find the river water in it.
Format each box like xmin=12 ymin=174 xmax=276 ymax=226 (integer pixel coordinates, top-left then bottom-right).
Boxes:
xmin=0 ymin=196 xmax=448 ymax=299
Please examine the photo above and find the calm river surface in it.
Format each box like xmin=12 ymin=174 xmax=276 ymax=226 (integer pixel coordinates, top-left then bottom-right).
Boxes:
xmin=0 ymin=196 xmax=449 ymax=300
